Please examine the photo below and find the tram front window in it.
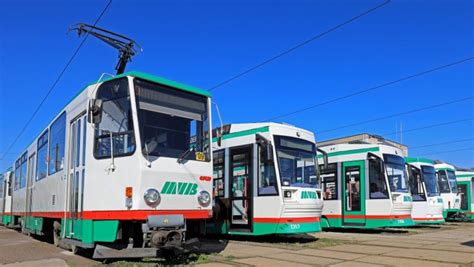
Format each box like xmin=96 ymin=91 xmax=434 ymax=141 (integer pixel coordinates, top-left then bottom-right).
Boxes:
xmin=94 ymin=78 xmax=136 ymax=158
xmin=134 ymin=79 xmax=210 ymax=161
xmin=274 ymin=136 xmax=317 ymax=188
xmin=437 ymin=171 xmax=450 ymax=193
xmin=421 ymin=166 xmax=439 ymax=197
xmin=383 ymin=154 xmax=409 ymax=193
xmin=447 ymin=170 xmax=458 ymax=193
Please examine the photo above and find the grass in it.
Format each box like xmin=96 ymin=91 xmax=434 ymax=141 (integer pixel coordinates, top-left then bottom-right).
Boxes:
xmin=106 ymin=253 xmax=210 ymax=266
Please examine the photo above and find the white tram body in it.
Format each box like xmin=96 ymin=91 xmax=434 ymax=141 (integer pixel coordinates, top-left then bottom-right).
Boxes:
xmin=0 ymin=170 xmax=13 ymax=226
xmin=208 ymin=123 xmax=323 ymax=235
xmin=318 ymin=134 xmax=414 ymax=229
xmin=434 ymin=162 xmax=461 ymax=219
xmin=405 ymin=158 xmax=444 ymax=224
xmin=0 ymin=72 xmax=214 ymax=257
xmin=455 ymin=170 xmax=474 ymax=220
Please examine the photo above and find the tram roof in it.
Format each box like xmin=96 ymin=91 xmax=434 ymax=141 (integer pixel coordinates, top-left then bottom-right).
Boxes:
xmin=405 ymin=157 xmax=434 ymax=165
xmin=318 ymin=133 xmax=407 ymax=150
xmin=89 ymin=71 xmax=211 ymax=97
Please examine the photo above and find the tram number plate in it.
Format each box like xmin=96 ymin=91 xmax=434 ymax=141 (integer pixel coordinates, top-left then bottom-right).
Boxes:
xmin=290 ymin=224 xmax=301 ymax=230
xmin=195 ymin=152 xmax=205 ymax=161
xmin=397 ymin=219 xmax=405 ymax=224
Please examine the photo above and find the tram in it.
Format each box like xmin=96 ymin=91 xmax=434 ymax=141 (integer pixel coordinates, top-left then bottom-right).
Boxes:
xmin=0 ymin=71 xmax=214 ymax=258
xmin=405 ymin=158 xmax=444 ymax=224
xmin=318 ymin=134 xmax=414 ymax=229
xmin=206 ymin=123 xmax=325 ymax=236
xmin=0 ymin=169 xmax=13 ymax=226
xmin=455 ymin=170 xmax=474 ymax=220
xmin=434 ymin=162 xmax=462 ymax=219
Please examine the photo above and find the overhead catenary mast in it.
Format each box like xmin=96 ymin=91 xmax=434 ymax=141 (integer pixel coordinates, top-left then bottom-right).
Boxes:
xmin=70 ymin=23 xmax=142 ymax=74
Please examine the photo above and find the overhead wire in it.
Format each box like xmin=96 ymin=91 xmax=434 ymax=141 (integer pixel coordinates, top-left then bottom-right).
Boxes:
xmin=410 ymin=138 xmax=474 ymax=150
xmin=316 ymin=96 xmax=474 ymax=134
xmin=208 ymin=0 xmax=391 ymax=92
xmin=381 ymin=117 xmax=474 ymax=137
xmin=265 ymin=56 xmax=474 ymax=121
xmin=0 ymin=0 xmax=113 ymax=162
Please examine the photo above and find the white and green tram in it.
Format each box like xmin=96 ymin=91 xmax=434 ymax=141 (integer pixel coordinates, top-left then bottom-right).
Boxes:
xmin=207 ymin=123 xmax=325 ymax=235
xmin=0 ymin=71 xmax=214 ymax=258
xmin=405 ymin=158 xmax=444 ymax=224
xmin=455 ymin=170 xmax=474 ymax=220
xmin=318 ymin=134 xmax=414 ymax=229
xmin=0 ymin=169 xmax=13 ymax=226
xmin=434 ymin=162 xmax=462 ymax=219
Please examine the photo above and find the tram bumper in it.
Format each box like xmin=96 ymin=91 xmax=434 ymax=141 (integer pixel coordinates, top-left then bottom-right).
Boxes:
xmin=143 ymin=215 xmax=186 ymax=248
xmin=92 ymin=214 xmax=201 ymax=259
xmin=389 ymin=202 xmax=414 ymax=227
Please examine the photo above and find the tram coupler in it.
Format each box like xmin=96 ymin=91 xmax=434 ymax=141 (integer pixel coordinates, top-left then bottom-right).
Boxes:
xmin=449 ymin=211 xmax=467 ymax=221
xmin=142 ymin=215 xmax=186 ymax=249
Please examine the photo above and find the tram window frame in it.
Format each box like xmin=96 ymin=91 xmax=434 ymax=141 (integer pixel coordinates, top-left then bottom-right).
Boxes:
xmin=48 ymin=112 xmax=66 ymax=175
xmin=368 ymin=155 xmax=389 ymax=199
xmin=213 ymin=150 xmax=225 ymax=198
xmin=408 ymin=166 xmax=426 ymax=201
xmin=320 ymin=163 xmax=338 ymax=200
xmin=257 ymin=143 xmax=278 ymax=197
xmin=36 ymin=130 xmax=49 ymax=181
xmin=14 ymin=159 xmax=21 ymax=191
xmin=20 ymin=152 xmax=27 ymax=189
xmin=93 ymin=78 xmax=136 ymax=159
xmin=0 ymin=175 xmax=3 ymax=198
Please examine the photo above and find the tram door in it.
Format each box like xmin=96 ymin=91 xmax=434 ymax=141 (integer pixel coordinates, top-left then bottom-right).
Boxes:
xmin=25 ymin=153 xmax=36 ymax=226
xmin=67 ymin=114 xmax=87 ymax=238
xmin=229 ymin=146 xmax=253 ymax=231
xmin=458 ymin=183 xmax=468 ymax=212
xmin=342 ymin=161 xmax=365 ymax=225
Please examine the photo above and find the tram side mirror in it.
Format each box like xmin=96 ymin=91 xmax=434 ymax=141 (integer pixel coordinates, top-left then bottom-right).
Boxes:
xmin=317 ymin=148 xmax=328 ymax=169
xmin=256 ymin=134 xmax=273 ymax=161
xmin=217 ymin=130 xmax=222 ymax=147
xmin=88 ymin=99 xmax=103 ymax=124
xmin=265 ymin=143 xmax=273 ymax=161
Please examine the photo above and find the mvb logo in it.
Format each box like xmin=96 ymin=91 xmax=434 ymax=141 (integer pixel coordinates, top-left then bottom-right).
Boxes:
xmin=161 ymin=181 xmax=198 ymax=195
xmin=301 ymin=191 xmax=317 ymax=199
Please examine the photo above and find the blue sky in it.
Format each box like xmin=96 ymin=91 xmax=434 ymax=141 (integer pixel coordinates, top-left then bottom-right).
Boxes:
xmin=0 ymin=0 xmax=473 ymax=170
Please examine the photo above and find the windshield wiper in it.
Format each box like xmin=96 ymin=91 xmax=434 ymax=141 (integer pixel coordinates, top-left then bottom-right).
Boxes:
xmin=177 ymin=147 xmax=194 ymax=164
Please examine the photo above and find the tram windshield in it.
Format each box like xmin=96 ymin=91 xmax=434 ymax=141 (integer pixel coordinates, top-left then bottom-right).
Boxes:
xmin=447 ymin=170 xmax=458 ymax=193
xmin=274 ymin=135 xmax=318 ymax=188
xmin=421 ymin=166 xmax=439 ymax=197
xmin=437 ymin=170 xmax=451 ymax=193
xmin=383 ymin=154 xmax=410 ymax=193
xmin=134 ymin=79 xmax=210 ymax=162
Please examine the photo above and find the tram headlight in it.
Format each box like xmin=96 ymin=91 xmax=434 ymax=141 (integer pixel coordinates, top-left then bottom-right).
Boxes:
xmin=144 ymin=188 xmax=161 ymax=208
xmin=197 ymin=191 xmax=211 ymax=207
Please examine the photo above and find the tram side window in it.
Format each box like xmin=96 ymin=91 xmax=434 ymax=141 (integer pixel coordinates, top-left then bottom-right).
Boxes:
xmin=213 ymin=150 xmax=225 ymax=197
xmin=0 ymin=176 xmax=3 ymax=198
xmin=368 ymin=157 xmax=389 ymax=199
xmin=14 ymin=159 xmax=21 ymax=190
xmin=409 ymin=166 xmax=426 ymax=201
xmin=258 ymin=144 xmax=278 ymax=196
xmin=49 ymin=112 xmax=66 ymax=175
xmin=14 ymin=153 xmax=27 ymax=190
xmin=20 ymin=153 xmax=27 ymax=189
xmin=320 ymin=163 xmax=337 ymax=200
xmin=94 ymin=78 xmax=136 ymax=158
xmin=36 ymin=130 xmax=49 ymax=181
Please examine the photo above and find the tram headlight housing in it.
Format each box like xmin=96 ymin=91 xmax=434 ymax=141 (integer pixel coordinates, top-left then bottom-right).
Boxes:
xmin=197 ymin=191 xmax=211 ymax=207
xmin=144 ymin=188 xmax=161 ymax=208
